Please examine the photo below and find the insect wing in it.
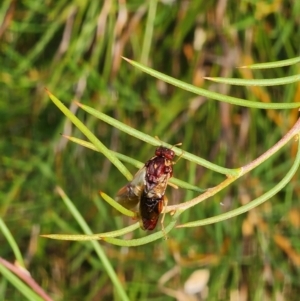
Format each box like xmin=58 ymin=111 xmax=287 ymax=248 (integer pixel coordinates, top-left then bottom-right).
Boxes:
xmin=116 ymin=167 xmax=146 ymax=209
xmin=130 ymin=166 xmax=147 ymax=188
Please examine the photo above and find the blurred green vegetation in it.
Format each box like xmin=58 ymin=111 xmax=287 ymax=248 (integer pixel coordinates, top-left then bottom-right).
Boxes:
xmin=1 ymin=0 xmax=300 ymax=300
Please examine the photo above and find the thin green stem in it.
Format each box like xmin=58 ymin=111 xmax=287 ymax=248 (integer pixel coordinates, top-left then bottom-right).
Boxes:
xmin=0 ymin=218 xmax=25 ymax=267
xmin=238 ymin=56 xmax=300 ymax=69
xmin=102 ymin=210 xmax=182 ymax=246
xmin=76 ymin=102 xmax=237 ymax=176
xmin=46 ymin=90 xmax=132 ymax=180
xmin=122 ymin=57 xmax=300 ymax=109
xmin=166 ymin=117 xmax=300 ymax=212
xmin=49 ymin=187 xmax=130 ymax=301
xmin=178 ymin=134 xmax=300 ymax=228
xmin=100 ymin=191 xmax=136 ymax=217
xmin=0 ymin=262 xmax=45 ymax=301
xmin=63 ymin=135 xmax=205 ymax=192
xmin=140 ymin=0 xmax=157 ymax=65
xmin=41 ymin=223 xmax=140 ymax=240
xmin=204 ymin=74 xmax=300 ymax=86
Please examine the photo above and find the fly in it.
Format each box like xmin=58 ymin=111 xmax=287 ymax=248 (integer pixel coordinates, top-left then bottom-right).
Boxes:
xmin=116 ymin=145 xmax=178 ymax=231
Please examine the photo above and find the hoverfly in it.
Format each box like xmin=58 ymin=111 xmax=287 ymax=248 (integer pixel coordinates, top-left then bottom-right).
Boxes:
xmin=116 ymin=146 xmax=176 ymax=230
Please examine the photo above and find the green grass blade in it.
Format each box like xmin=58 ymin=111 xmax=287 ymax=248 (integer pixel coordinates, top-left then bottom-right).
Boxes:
xmin=177 ymin=136 xmax=300 ymax=228
xmin=122 ymin=57 xmax=300 ymax=109
xmin=46 ymin=90 xmax=132 ymax=181
xmin=204 ymin=74 xmax=300 ymax=86
xmin=140 ymin=0 xmax=157 ymax=65
xmin=47 ymin=187 xmax=130 ymax=301
xmin=103 ymin=210 xmax=182 ymax=246
xmin=41 ymin=223 xmax=140 ymax=240
xmin=77 ymin=102 xmax=238 ymax=176
xmin=63 ymin=135 xmax=205 ymax=192
xmin=62 ymin=134 xmax=143 ymax=168
xmin=100 ymin=191 xmax=136 ymax=217
xmin=0 ymin=263 xmax=45 ymax=301
xmin=0 ymin=218 xmax=25 ymax=267
xmin=239 ymin=56 xmax=300 ymax=69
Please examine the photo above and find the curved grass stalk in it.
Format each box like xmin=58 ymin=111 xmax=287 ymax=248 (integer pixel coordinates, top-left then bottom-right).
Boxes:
xmin=41 ymin=184 xmax=181 ymax=246
xmin=122 ymin=57 xmax=300 ymax=109
xmin=63 ymin=135 xmax=205 ymax=192
xmin=238 ymin=56 xmax=300 ymax=69
xmin=0 ymin=262 xmax=45 ymax=301
xmin=44 ymin=63 xmax=300 ymax=246
xmin=46 ymin=89 xmax=132 ymax=181
xmin=43 ymin=186 xmax=130 ymax=301
xmin=40 ymin=223 xmax=140 ymax=240
xmin=140 ymin=0 xmax=157 ymax=65
xmin=100 ymin=191 xmax=136 ymax=217
xmin=102 ymin=210 xmax=181 ymax=246
xmin=165 ymin=117 xmax=300 ymax=213
xmin=0 ymin=218 xmax=25 ymax=267
xmin=177 ymin=134 xmax=300 ymax=228
xmin=76 ymin=101 xmax=238 ymax=176
xmin=204 ymin=74 xmax=300 ymax=86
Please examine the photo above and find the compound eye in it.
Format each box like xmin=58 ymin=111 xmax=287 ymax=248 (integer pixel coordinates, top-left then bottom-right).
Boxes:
xmin=155 ymin=146 xmax=166 ymax=157
xmin=165 ymin=150 xmax=175 ymax=160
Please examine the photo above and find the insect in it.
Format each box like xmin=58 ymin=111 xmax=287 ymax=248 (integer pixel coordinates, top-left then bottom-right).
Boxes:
xmin=116 ymin=146 xmax=177 ymax=230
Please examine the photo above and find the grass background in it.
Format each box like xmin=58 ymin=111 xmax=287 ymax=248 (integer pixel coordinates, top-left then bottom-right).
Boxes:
xmin=1 ymin=0 xmax=300 ymax=300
